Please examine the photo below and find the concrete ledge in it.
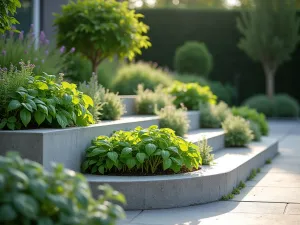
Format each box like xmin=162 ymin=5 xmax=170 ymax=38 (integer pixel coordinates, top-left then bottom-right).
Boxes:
xmin=120 ymin=95 xmax=136 ymax=116
xmin=87 ymin=137 xmax=278 ymax=210
xmin=0 ymin=115 xmax=159 ymax=171
xmin=186 ymin=129 xmax=225 ymax=152
xmin=186 ymin=111 xmax=200 ymax=131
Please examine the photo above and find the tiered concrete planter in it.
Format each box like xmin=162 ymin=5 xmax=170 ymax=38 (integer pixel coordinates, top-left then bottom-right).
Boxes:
xmin=0 ymin=116 xmax=159 ymax=171
xmin=120 ymin=95 xmax=136 ymax=116
xmin=87 ymin=137 xmax=278 ymax=210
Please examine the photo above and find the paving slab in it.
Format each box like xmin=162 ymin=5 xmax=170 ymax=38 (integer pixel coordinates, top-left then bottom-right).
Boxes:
xmin=118 ymin=210 xmax=142 ymax=225
xmin=285 ymin=204 xmax=300 ymax=215
xmin=232 ymin=186 xmax=300 ymax=203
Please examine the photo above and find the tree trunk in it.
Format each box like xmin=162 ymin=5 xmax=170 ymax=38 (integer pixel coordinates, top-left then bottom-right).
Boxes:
xmin=92 ymin=60 xmax=98 ymax=74
xmin=263 ymin=64 xmax=276 ymax=98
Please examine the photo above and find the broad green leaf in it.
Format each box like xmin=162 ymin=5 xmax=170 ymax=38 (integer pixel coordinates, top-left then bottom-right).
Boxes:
xmin=0 ymin=204 xmax=17 ymax=221
xmin=98 ymin=165 xmax=105 ymax=174
xmin=37 ymin=217 xmax=53 ymax=225
xmin=126 ymin=158 xmax=136 ymax=169
xmin=48 ymin=105 xmax=56 ymax=117
xmin=170 ymin=163 xmax=181 ymax=173
xmin=20 ymin=109 xmax=31 ymax=127
xmin=7 ymin=116 xmax=17 ymax=123
xmin=47 ymin=194 xmax=69 ymax=212
xmin=179 ymin=141 xmax=188 ymax=151
xmin=27 ymin=99 xmax=37 ymax=111
xmin=28 ymin=89 xmax=38 ymax=97
xmin=107 ymin=151 xmax=118 ymax=163
xmin=168 ymin=146 xmax=179 ymax=154
xmin=82 ymin=160 xmax=89 ymax=171
xmin=161 ymin=150 xmax=170 ymax=160
xmin=35 ymin=81 xmax=48 ymax=90
xmin=88 ymin=159 xmax=97 ymax=165
xmin=37 ymin=104 xmax=48 ymax=115
xmin=21 ymin=103 xmax=33 ymax=112
xmin=29 ymin=180 xmax=47 ymax=200
xmin=163 ymin=158 xmax=172 ymax=170
xmin=56 ymin=114 xmax=68 ymax=128
xmin=63 ymin=94 xmax=72 ymax=104
xmin=87 ymin=148 xmax=107 ymax=157
xmin=0 ymin=120 xmax=7 ymax=129
xmin=72 ymin=96 xmax=80 ymax=104
xmin=75 ymin=190 xmax=89 ymax=208
xmin=8 ymin=100 xmax=21 ymax=111
xmin=159 ymin=139 xmax=168 ymax=149
xmin=153 ymin=149 xmax=162 ymax=156
xmin=106 ymin=159 xmax=114 ymax=170
xmin=170 ymin=157 xmax=182 ymax=166
xmin=136 ymin=152 xmax=146 ymax=163
xmin=7 ymin=123 xmax=15 ymax=130
xmin=121 ymin=147 xmax=132 ymax=156
xmin=46 ymin=115 xmax=52 ymax=123
xmin=13 ymin=193 xmax=38 ymax=219
xmin=145 ymin=143 xmax=157 ymax=156
xmin=34 ymin=111 xmax=46 ymax=126
xmin=34 ymin=98 xmax=46 ymax=105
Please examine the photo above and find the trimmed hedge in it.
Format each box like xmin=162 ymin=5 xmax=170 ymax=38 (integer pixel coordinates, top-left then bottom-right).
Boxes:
xmin=136 ymin=9 xmax=300 ymax=104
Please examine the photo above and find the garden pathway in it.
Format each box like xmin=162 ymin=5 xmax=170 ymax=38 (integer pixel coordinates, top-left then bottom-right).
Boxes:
xmin=119 ymin=120 xmax=300 ymax=225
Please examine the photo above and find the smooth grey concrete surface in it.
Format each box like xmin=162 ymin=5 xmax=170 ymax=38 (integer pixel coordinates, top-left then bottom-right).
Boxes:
xmin=0 ymin=115 xmax=159 ymax=171
xmin=186 ymin=111 xmax=200 ymax=131
xmin=121 ymin=96 xmax=136 ymax=116
xmin=87 ymin=137 xmax=278 ymax=210
xmin=186 ymin=129 xmax=225 ymax=152
xmin=117 ymin=121 xmax=300 ymax=225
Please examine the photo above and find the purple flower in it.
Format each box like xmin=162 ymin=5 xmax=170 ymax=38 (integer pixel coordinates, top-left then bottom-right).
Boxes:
xmin=2 ymin=50 xmax=6 ymax=55
xmin=40 ymin=31 xmax=47 ymax=45
xmin=60 ymin=46 xmax=66 ymax=54
xmin=45 ymin=39 xmax=50 ymax=45
xmin=70 ymin=47 xmax=75 ymax=53
xmin=9 ymin=26 xmax=16 ymax=38
xmin=19 ymin=31 xmax=24 ymax=40
xmin=45 ymin=50 xmax=49 ymax=55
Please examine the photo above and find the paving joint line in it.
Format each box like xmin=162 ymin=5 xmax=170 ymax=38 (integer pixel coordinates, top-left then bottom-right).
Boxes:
xmin=128 ymin=210 xmax=144 ymax=223
xmin=283 ymin=203 xmax=289 ymax=214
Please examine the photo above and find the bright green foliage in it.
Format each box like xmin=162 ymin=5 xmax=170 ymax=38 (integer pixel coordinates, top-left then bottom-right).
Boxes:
xmin=221 ymin=193 xmax=234 ymax=201
xmin=238 ymin=181 xmax=246 ymax=190
xmin=243 ymin=94 xmax=299 ymax=118
xmin=79 ymin=74 xmax=104 ymax=121
xmin=166 ymin=81 xmax=217 ymax=110
xmin=112 ymin=62 xmax=172 ymax=95
xmin=243 ymin=94 xmax=274 ymax=117
xmin=237 ymin=0 xmax=300 ymax=97
xmin=232 ymin=187 xmax=240 ymax=195
xmin=247 ymin=168 xmax=257 ymax=180
xmin=209 ymin=81 xmax=237 ymax=105
xmin=158 ymin=105 xmax=189 ymax=137
xmin=99 ymin=91 xmax=125 ymax=121
xmin=200 ymin=101 xmax=232 ymax=128
xmin=174 ymin=41 xmax=213 ymax=77
xmin=54 ymin=0 xmax=151 ymax=74
xmin=249 ymin=120 xmax=262 ymax=141
xmin=198 ymin=137 xmax=214 ymax=165
xmin=0 ymin=152 xmax=125 ymax=225
xmin=232 ymin=106 xmax=269 ymax=135
xmin=273 ymin=94 xmax=299 ymax=117
xmin=0 ymin=27 xmax=66 ymax=75
xmin=0 ymin=0 xmax=20 ymax=33
xmin=82 ymin=125 xmax=202 ymax=175
xmin=0 ymin=65 xmax=94 ymax=130
xmin=136 ymin=85 xmax=174 ymax=115
xmin=222 ymin=116 xmax=254 ymax=147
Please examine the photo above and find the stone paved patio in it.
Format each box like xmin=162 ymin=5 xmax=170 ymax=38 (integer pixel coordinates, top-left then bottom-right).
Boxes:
xmin=118 ymin=121 xmax=300 ymax=225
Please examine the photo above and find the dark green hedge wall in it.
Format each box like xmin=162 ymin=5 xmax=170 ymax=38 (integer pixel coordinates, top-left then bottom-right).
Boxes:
xmin=136 ymin=9 xmax=300 ymax=104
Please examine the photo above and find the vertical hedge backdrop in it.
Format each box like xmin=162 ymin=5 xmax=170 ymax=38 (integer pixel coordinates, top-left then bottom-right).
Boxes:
xmin=136 ymin=9 xmax=300 ymax=104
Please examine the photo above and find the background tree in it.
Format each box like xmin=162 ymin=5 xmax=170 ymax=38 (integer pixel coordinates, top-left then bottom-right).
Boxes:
xmin=237 ymin=0 xmax=300 ymax=98
xmin=54 ymin=0 xmax=151 ymax=74
xmin=0 ymin=0 xmax=21 ymax=33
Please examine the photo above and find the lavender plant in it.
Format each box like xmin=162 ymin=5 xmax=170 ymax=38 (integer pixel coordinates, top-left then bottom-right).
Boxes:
xmin=0 ymin=25 xmax=72 ymax=74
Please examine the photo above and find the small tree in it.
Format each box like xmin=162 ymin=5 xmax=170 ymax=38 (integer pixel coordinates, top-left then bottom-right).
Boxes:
xmin=54 ymin=0 xmax=151 ymax=74
xmin=0 ymin=0 xmax=21 ymax=33
xmin=237 ymin=0 xmax=300 ymax=98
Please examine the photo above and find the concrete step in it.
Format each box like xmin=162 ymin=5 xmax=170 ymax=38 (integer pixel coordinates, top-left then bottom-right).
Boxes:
xmin=185 ymin=129 xmax=225 ymax=152
xmin=86 ymin=137 xmax=278 ymax=210
xmin=0 ymin=115 xmax=159 ymax=172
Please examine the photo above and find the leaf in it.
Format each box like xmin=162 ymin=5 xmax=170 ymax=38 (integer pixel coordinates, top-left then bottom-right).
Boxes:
xmin=48 ymin=105 xmax=56 ymax=117
xmin=82 ymin=94 xmax=94 ymax=107
xmin=0 ymin=120 xmax=6 ymax=129
xmin=121 ymin=147 xmax=132 ymax=156
xmin=7 ymin=123 xmax=15 ymax=130
xmin=107 ymin=152 xmax=118 ymax=163
xmin=21 ymin=103 xmax=33 ymax=112
xmin=106 ymin=159 xmax=114 ymax=170
xmin=126 ymin=158 xmax=136 ymax=169
xmin=179 ymin=141 xmax=188 ymax=151
xmin=161 ymin=150 xmax=170 ymax=160
xmin=20 ymin=109 xmax=31 ymax=127
xmin=0 ymin=204 xmax=17 ymax=221
xmin=7 ymin=116 xmax=17 ymax=123
xmin=28 ymin=180 xmax=47 ymax=200
xmin=145 ymin=143 xmax=157 ymax=156
xmin=46 ymin=115 xmax=52 ymax=123
xmin=87 ymin=148 xmax=107 ymax=157
xmin=34 ymin=110 xmax=46 ymax=126
xmin=27 ymin=99 xmax=37 ymax=110
xmin=136 ymin=152 xmax=146 ymax=163
xmin=82 ymin=160 xmax=89 ymax=171
xmin=163 ymin=158 xmax=172 ymax=170
xmin=98 ymin=165 xmax=105 ymax=174
xmin=63 ymin=94 xmax=72 ymax=104
xmin=37 ymin=217 xmax=53 ymax=225
xmin=8 ymin=100 xmax=21 ymax=111
xmin=168 ymin=146 xmax=179 ymax=154
xmin=56 ymin=114 xmax=68 ymax=128
xmin=35 ymin=81 xmax=48 ymax=90
xmin=13 ymin=193 xmax=38 ymax=219
xmin=171 ymin=157 xmax=182 ymax=166
xmin=37 ymin=104 xmax=48 ymax=115
xmin=34 ymin=98 xmax=46 ymax=105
